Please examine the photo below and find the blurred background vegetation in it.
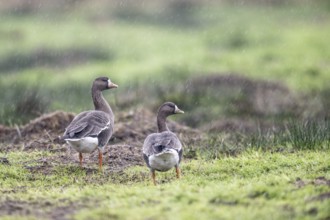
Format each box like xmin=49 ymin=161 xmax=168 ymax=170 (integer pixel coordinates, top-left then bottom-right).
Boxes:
xmin=0 ymin=0 xmax=329 ymax=140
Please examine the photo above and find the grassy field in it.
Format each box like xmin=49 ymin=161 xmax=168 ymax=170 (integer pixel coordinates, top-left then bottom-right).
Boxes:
xmin=0 ymin=1 xmax=330 ymax=125
xmin=0 ymin=1 xmax=330 ymax=219
xmin=0 ymin=149 xmax=329 ymax=220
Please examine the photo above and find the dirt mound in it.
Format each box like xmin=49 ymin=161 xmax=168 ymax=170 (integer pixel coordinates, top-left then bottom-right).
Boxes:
xmin=178 ymin=73 xmax=306 ymax=133
xmin=202 ymin=118 xmax=259 ymax=134
xmin=0 ymin=111 xmax=75 ymax=144
xmin=21 ymin=111 xmax=75 ymax=136
xmin=0 ymin=108 xmax=203 ymax=145
xmin=0 ymin=108 xmax=204 ymax=170
xmin=0 ymin=125 xmax=14 ymax=141
xmin=202 ymin=117 xmax=284 ymax=134
xmin=114 ymin=108 xmax=203 ymax=146
xmin=188 ymin=73 xmax=299 ymax=116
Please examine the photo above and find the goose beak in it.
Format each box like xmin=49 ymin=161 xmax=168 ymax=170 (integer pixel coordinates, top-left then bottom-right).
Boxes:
xmin=175 ymin=109 xmax=184 ymax=114
xmin=174 ymin=106 xmax=184 ymax=114
xmin=108 ymin=82 xmax=118 ymax=89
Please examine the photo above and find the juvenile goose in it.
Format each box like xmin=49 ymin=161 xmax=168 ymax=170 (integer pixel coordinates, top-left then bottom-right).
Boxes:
xmin=62 ymin=77 xmax=118 ymax=171
xmin=142 ymin=102 xmax=184 ymax=185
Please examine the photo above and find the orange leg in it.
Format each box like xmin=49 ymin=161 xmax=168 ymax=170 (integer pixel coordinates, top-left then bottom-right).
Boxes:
xmin=151 ymin=170 xmax=156 ymax=185
xmin=175 ymin=166 xmax=181 ymax=179
xmin=98 ymin=148 xmax=103 ymax=172
xmin=79 ymin=153 xmax=83 ymax=167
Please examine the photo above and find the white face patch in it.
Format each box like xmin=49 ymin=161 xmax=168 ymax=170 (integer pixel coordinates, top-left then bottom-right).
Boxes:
xmin=174 ymin=105 xmax=178 ymax=112
xmin=174 ymin=105 xmax=184 ymax=114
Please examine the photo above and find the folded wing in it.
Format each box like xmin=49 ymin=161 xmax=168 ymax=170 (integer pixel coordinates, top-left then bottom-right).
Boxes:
xmin=143 ymin=131 xmax=182 ymax=156
xmin=63 ymin=110 xmax=111 ymax=139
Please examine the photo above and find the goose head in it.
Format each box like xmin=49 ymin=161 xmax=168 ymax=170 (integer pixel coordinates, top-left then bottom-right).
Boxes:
xmin=158 ymin=102 xmax=184 ymax=117
xmin=93 ymin=76 xmax=118 ymax=91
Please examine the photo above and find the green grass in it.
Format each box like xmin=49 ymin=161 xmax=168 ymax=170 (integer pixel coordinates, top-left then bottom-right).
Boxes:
xmin=0 ymin=150 xmax=329 ymax=220
xmin=0 ymin=2 xmax=329 ymax=219
xmin=0 ymin=3 xmax=329 ymax=124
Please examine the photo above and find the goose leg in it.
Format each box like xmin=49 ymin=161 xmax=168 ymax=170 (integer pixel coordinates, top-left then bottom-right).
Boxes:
xmin=79 ymin=153 xmax=83 ymax=167
xmin=175 ymin=166 xmax=180 ymax=179
xmin=98 ymin=148 xmax=103 ymax=172
xmin=151 ymin=170 xmax=156 ymax=185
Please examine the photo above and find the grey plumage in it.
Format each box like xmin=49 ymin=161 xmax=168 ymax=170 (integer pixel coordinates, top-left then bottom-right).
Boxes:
xmin=142 ymin=102 xmax=184 ymax=185
xmin=62 ymin=76 xmax=118 ymax=170
xmin=63 ymin=110 xmax=112 ymax=141
xmin=142 ymin=131 xmax=182 ymax=158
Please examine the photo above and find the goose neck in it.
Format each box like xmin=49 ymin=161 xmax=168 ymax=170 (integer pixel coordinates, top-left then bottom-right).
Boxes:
xmin=91 ymin=87 xmax=112 ymax=115
xmin=157 ymin=112 xmax=169 ymax=132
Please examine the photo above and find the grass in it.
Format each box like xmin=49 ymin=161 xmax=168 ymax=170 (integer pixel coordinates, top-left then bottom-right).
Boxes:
xmin=184 ymin=119 xmax=330 ymax=160
xmin=287 ymin=120 xmax=330 ymax=150
xmin=0 ymin=149 xmax=329 ymax=219
xmin=0 ymin=2 xmax=330 ymax=126
xmin=0 ymin=1 xmax=330 ymax=219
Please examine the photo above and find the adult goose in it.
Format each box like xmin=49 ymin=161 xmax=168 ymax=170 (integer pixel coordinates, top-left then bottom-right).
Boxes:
xmin=62 ymin=77 xmax=118 ymax=171
xmin=142 ymin=102 xmax=184 ymax=185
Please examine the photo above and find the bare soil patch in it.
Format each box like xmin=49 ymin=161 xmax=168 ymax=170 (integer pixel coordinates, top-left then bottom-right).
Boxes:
xmin=182 ymin=74 xmax=306 ymax=132
xmin=0 ymin=199 xmax=87 ymax=220
xmin=188 ymin=74 xmax=299 ymax=116
xmin=0 ymin=108 xmax=204 ymax=172
xmin=295 ymin=176 xmax=330 ymax=188
xmin=308 ymin=192 xmax=330 ymax=202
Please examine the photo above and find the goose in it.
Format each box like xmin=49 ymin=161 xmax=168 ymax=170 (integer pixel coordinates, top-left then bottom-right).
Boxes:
xmin=142 ymin=102 xmax=184 ymax=185
xmin=62 ymin=77 xmax=118 ymax=171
